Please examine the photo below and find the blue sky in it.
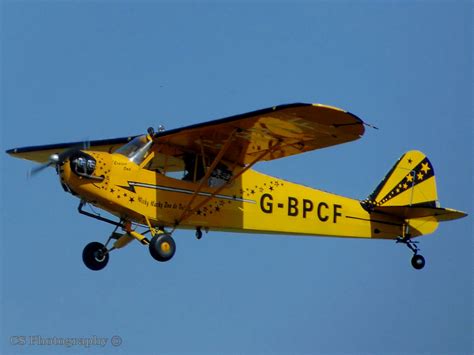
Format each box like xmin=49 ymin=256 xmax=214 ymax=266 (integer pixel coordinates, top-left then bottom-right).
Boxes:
xmin=1 ymin=1 xmax=472 ymax=354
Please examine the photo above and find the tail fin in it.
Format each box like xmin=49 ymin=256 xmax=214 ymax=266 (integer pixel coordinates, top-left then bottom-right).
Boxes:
xmin=363 ymin=150 xmax=467 ymax=236
xmin=366 ymin=150 xmax=438 ymax=209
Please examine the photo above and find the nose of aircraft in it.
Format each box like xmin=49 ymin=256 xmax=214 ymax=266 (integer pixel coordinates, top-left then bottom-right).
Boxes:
xmin=59 ymin=151 xmax=111 ymax=195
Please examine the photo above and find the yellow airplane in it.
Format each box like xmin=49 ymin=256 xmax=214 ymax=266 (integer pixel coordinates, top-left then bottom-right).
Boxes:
xmin=6 ymin=103 xmax=467 ymax=271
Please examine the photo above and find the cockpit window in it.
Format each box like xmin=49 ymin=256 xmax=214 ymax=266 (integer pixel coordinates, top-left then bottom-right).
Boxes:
xmin=182 ymin=153 xmax=206 ymax=182
xmin=180 ymin=153 xmax=233 ymax=186
xmin=115 ymin=135 xmax=153 ymax=165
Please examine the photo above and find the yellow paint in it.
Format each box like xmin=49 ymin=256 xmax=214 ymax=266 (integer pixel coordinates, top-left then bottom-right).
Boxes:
xmin=128 ymin=230 xmax=148 ymax=244
xmin=113 ymin=234 xmax=134 ymax=249
xmin=161 ymin=242 xmax=171 ymax=253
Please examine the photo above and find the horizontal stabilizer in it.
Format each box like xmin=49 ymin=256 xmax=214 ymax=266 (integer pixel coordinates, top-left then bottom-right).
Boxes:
xmin=373 ymin=205 xmax=467 ymax=222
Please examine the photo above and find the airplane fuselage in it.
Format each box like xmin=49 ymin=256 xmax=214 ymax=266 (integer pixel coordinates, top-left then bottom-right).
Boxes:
xmin=60 ymin=151 xmax=411 ymax=240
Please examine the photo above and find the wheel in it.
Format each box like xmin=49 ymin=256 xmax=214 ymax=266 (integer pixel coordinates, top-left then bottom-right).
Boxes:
xmin=149 ymin=233 xmax=176 ymax=262
xmin=82 ymin=242 xmax=109 ymax=271
xmin=196 ymin=228 xmax=203 ymax=240
xmin=411 ymin=254 xmax=425 ymax=270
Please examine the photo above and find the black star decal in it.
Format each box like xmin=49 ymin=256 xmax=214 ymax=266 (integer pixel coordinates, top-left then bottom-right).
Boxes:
xmin=408 ymin=159 xmax=413 ymax=164
xmin=129 ymin=197 xmax=135 ymax=203
xmin=251 ymin=189 xmax=255 ymax=194
xmin=269 ymin=186 xmax=274 ymax=191
xmin=110 ymin=188 xmax=115 ymax=193
xmin=215 ymin=206 xmax=220 ymax=212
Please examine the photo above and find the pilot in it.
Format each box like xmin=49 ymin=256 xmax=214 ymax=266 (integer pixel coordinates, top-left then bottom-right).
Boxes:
xmin=182 ymin=153 xmax=205 ymax=182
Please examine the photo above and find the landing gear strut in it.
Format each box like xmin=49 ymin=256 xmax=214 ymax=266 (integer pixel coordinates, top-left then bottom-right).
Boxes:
xmin=396 ymin=236 xmax=425 ymax=270
xmin=81 ymin=222 xmax=177 ymax=270
xmin=79 ymin=202 xmax=178 ymax=270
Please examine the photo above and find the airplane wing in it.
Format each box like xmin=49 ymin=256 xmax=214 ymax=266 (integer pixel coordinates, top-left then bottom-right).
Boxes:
xmin=6 ymin=137 xmax=136 ymax=164
xmin=154 ymin=103 xmax=365 ymax=166
xmin=6 ymin=103 xmax=365 ymax=165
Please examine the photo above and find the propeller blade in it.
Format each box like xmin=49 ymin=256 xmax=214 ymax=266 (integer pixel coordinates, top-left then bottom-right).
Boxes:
xmin=27 ymin=140 xmax=89 ymax=179
xmin=28 ymin=162 xmax=52 ymax=178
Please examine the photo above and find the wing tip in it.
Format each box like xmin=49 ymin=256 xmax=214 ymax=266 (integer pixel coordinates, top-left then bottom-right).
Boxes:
xmin=311 ymin=103 xmax=366 ymax=125
xmin=311 ymin=103 xmax=346 ymax=113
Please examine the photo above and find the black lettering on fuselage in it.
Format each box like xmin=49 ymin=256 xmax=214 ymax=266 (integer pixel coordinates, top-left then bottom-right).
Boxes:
xmin=333 ymin=204 xmax=342 ymax=223
xmin=317 ymin=202 xmax=329 ymax=222
xmin=259 ymin=193 xmax=342 ymax=223
xmin=260 ymin=193 xmax=273 ymax=214
xmin=288 ymin=197 xmax=298 ymax=216
xmin=302 ymin=199 xmax=313 ymax=218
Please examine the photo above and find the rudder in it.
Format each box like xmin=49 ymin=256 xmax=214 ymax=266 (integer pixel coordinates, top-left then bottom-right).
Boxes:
xmin=364 ymin=150 xmax=438 ymax=209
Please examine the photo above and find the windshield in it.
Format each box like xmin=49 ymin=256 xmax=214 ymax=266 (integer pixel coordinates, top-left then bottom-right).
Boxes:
xmin=115 ymin=135 xmax=153 ymax=165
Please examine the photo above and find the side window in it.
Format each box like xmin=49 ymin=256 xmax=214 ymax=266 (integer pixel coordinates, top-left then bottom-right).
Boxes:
xmin=182 ymin=153 xmax=206 ymax=182
xmin=208 ymin=164 xmax=232 ymax=187
xmin=156 ymin=152 xmax=233 ymax=186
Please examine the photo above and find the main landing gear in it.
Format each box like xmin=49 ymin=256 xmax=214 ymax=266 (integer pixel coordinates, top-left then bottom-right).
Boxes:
xmin=81 ymin=222 xmax=176 ymax=271
xmin=82 ymin=241 xmax=109 ymax=271
xmin=149 ymin=233 xmax=176 ymax=262
xmin=396 ymin=236 xmax=425 ymax=270
xmin=78 ymin=201 xmax=178 ymax=271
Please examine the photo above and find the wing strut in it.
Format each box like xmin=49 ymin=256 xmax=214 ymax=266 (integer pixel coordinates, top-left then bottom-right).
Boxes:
xmin=174 ymin=140 xmax=282 ymax=228
xmin=175 ymin=129 xmax=237 ymax=225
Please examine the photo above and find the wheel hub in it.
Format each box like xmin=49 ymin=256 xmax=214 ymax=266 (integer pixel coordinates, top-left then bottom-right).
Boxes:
xmin=160 ymin=242 xmax=171 ymax=253
xmin=94 ymin=250 xmax=106 ymax=262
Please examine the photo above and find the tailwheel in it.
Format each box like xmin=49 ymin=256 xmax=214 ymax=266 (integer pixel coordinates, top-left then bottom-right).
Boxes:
xmin=411 ymin=254 xmax=425 ymax=270
xmin=397 ymin=235 xmax=426 ymax=270
xmin=196 ymin=227 xmax=203 ymax=240
xmin=82 ymin=242 xmax=109 ymax=271
xmin=149 ymin=233 xmax=176 ymax=262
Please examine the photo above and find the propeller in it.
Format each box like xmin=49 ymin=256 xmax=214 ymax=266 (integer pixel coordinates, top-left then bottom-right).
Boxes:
xmin=28 ymin=141 xmax=90 ymax=178
xmin=29 ymin=153 xmax=61 ymax=177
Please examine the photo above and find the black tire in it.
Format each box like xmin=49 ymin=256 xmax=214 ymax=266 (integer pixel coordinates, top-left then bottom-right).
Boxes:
xmin=411 ymin=254 xmax=425 ymax=270
xmin=149 ymin=234 xmax=176 ymax=262
xmin=82 ymin=242 xmax=109 ymax=271
xmin=196 ymin=228 xmax=203 ymax=240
